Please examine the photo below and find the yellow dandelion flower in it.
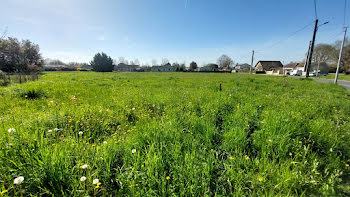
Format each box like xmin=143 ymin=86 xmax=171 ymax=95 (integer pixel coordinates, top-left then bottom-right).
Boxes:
xmin=258 ymin=177 xmax=263 ymax=182
xmin=95 ymin=185 xmax=100 ymax=189
xmin=0 ymin=189 xmax=8 ymax=195
xmin=91 ymin=144 xmax=95 ymax=147
xmin=211 ymin=149 xmax=214 ymax=152
xmin=291 ymin=161 xmax=297 ymax=165
xmin=245 ymin=155 xmax=249 ymax=160
xmin=52 ymin=144 xmax=55 ymax=147
xmin=346 ymin=164 xmax=349 ymax=167
xmin=229 ymin=157 xmax=234 ymax=160
xmin=166 ymin=176 xmax=171 ymax=180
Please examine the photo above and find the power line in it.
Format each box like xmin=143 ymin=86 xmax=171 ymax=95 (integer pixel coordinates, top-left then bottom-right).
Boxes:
xmin=255 ymin=21 xmax=314 ymax=53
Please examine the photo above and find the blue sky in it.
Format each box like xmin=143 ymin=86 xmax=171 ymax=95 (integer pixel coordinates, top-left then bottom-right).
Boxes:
xmin=0 ymin=0 xmax=348 ymax=66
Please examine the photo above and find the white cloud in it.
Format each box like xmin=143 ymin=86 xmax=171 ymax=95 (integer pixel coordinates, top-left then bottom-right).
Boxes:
xmin=43 ymin=51 xmax=93 ymax=63
xmin=97 ymin=35 xmax=105 ymax=41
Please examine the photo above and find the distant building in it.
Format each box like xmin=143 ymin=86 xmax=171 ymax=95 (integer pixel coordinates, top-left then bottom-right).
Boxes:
xmin=115 ymin=63 xmax=139 ymax=72
xmin=255 ymin=61 xmax=283 ymax=74
xmin=234 ymin=63 xmax=251 ymax=71
xmin=283 ymin=62 xmax=299 ymax=75
xmin=151 ymin=63 xmax=175 ymax=72
xmin=200 ymin=64 xmax=218 ymax=72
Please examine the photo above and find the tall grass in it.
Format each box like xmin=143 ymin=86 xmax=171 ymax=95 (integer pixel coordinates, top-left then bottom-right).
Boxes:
xmin=0 ymin=72 xmax=349 ymax=196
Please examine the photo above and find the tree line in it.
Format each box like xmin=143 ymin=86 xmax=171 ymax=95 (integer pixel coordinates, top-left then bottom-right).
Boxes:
xmin=311 ymin=38 xmax=350 ymax=73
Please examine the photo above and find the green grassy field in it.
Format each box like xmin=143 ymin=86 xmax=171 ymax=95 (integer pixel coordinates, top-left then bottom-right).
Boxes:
xmin=0 ymin=72 xmax=349 ymax=196
xmin=319 ymin=74 xmax=350 ymax=81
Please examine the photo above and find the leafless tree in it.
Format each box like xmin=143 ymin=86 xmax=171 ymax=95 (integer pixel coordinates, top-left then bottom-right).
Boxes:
xmin=134 ymin=59 xmax=140 ymax=65
xmin=161 ymin=58 xmax=169 ymax=66
xmin=0 ymin=26 xmax=8 ymax=39
xmin=217 ymin=54 xmax=234 ymax=68
xmin=118 ymin=57 xmax=126 ymax=64
xmin=151 ymin=59 xmax=158 ymax=66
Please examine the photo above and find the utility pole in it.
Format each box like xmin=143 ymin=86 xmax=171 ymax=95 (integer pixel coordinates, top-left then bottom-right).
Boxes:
xmin=250 ymin=50 xmax=254 ymax=74
xmin=316 ymin=56 xmax=320 ymax=77
xmin=335 ymin=27 xmax=348 ymax=84
xmin=306 ymin=19 xmax=319 ymax=77
xmin=304 ymin=41 xmax=312 ymax=72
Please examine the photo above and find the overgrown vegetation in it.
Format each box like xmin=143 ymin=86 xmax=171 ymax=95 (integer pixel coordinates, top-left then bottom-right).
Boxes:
xmin=0 ymin=72 xmax=349 ymax=196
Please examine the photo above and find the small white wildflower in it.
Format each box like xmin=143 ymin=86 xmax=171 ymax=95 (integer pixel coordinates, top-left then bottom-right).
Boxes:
xmin=54 ymin=128 xmax=59 ymax=131
xmin=103 ymin=141 xmax=107 ymax=144
xmin=81 ymin=164 xmax=88 ymax=169
xmin=106 ymin=109 xmax=110 ymax=112
xmin=14 ymin=176 xmax=24 ymax=185
xmin=78 ymin=131 xmax=83 ymax=135
xmin=48 ymin=129 xmax=53 ymax=133
xmin=132 ymin=107 xmax=135 ymax=110
xmin=330 ymin=148 xmax=333 ymax=152
xmin=132 ymin=149 xmax=136 ymax=154
xmin=80 ymin=176 xmax=87 ymax=182
xmin=8 ymin=128 xmax=15 ymax=133
xmin=268 ymin=139 xmax=272 ymax=143
xmin=50 ymin=100 xmax=54 ymax=103
xmin=93 ymin=179 xmax=99 ymax=185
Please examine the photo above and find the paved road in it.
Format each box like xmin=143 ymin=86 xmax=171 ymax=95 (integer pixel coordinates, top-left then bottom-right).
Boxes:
xmin=313 ymin=78 xmax=350 ymax=90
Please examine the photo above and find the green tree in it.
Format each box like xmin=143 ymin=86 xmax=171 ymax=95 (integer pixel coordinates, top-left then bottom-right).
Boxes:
xmin=90 ymin=52 xmax=114 ymax=72
xmin=0 ymin=37 xmax=43 ymax=73
xmin=189 ymin=61 xmax=198 ymax=71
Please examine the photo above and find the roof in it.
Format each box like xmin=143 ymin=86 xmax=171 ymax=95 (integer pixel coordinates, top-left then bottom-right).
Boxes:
xmin=255 ymin=61 xmax=283 ymax=70
xmin=116 ymin=63 xmax=139 ymax=68
xmin=152 ymin=65 xmax=174 ymax=69
xmin=284 ymin=63 xmax=299 ymax=69
xmin=235 ymin=63 xmax=250 ymax=69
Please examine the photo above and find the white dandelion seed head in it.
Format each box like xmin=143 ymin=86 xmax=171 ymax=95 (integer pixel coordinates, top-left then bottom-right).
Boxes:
xmin=93 ymin=179 xmax=99 ymax=185
xmin=14 ymin=176 xmax=24 ymax=185
xmin=81 ymin=164 xmax=88 ymax=169
xmin=132 ymin=107 xmax=135 ymax=110
xmin=103 ymin=141 xmax=107 ymax=144
xmin=132 ymin=149 xmax=136 ymax=154
xmin=78 ymin=131 xmax=83 ymax=135
xmin=8 ymin=128 xmax=16 ymax=133
xmin=80 ymin=176 xmax=87 ymax=182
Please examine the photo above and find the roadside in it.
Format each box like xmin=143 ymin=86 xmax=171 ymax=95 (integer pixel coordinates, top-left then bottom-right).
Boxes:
xmin=313 ymin=78 xmax=350 ymax=90
xmin=319 ymin=74 xmax=350 ymax=81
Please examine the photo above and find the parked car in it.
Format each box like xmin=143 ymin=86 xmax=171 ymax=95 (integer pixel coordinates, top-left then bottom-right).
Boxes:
xmin=309 ymin=72 xmax=316 ymax=77
xmin=290 ymin=70 xmax=302 ymax=76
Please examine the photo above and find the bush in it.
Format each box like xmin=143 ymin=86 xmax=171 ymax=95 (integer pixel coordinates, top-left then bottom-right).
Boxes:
xmin=0 ymin=70 xmax=10 ymax=86
xmin=19 ymin=89 xmax=47 ymax=99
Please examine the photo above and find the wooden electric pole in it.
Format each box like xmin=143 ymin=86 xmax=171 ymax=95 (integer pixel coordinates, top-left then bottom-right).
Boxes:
xmin=306 ymin=19 xmax=318 ymax=77
xmin=335 ymin=27 xmax=348 ymax=84
xmin=250 ymin=50 xmax=254 ymax=74
xmin=304 ymin=41 xmax=312 ymax=72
